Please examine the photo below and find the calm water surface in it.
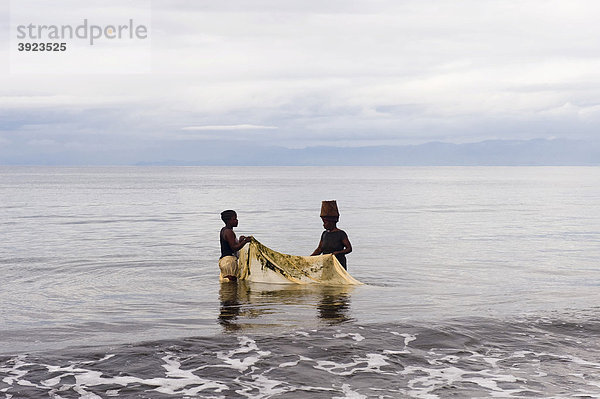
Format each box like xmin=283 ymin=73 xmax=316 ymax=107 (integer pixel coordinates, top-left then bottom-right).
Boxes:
xmin=1 ymin=166 xmax=599 ymax=398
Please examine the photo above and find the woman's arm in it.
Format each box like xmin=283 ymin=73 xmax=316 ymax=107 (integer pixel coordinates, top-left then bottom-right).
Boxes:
xmin=333 ymin=235 xmax=352 ymax=256
xmin=310 ymin=238 xmax=323 ymax=256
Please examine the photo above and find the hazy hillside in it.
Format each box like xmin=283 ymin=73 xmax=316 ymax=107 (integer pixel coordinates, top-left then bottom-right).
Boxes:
xmin=137 ymin=139 xmax=600 ymax=166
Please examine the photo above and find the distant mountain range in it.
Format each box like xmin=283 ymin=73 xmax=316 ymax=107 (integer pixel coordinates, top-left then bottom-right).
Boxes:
xmin=3 ymin=138 xmax=599 ymax=166
xmin=137 ymin=138 xmax=600 ymax=166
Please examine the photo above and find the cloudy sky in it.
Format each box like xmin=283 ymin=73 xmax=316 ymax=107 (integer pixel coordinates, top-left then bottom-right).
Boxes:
xmin=1 ymin=0 xmax=600 ymax=164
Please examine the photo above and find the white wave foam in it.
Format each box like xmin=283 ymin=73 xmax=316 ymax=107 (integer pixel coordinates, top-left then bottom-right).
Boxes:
xmin=1 ymin=356 xmax=30 ymax=386
xmin=315 ymin=353 xmax=390 ymax=376
xmin=333 ymin=332 xmax=365 ymax=342
xmin=3 ymin=324 xmax=600 ymax=398
xmin=401 ymin=347 xmax=542 ymax=399
xmin=332 ymin=383 xmax=367 ymax=399
xmin=390 ymin=331 xmax=418 ymax=347
xmin=3 ymin=353 xmax=230 ymax=398
xmin=216 ymin=336 xmax=271 ymax=372
xmin=234 ymin=374 xmax=291 ymax=398
xmin=278 ymin=355 xmax=311 ymax=368
xmin=383 ymin=349 xmax=410 ymax=355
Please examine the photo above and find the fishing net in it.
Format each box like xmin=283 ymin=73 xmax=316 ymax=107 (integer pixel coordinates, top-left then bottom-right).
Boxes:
xmin=236 ymin=238 xmax=362 ymax=285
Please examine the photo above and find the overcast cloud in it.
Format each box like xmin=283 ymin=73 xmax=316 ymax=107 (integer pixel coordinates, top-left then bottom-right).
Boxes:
xmin=1 ymin=0 xmax=600 ymax=164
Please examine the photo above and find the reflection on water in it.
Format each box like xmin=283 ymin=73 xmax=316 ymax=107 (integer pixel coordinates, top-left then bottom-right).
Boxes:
xmin=218 ymin=282 xmax=354 ymax=332
xmin=218 ymin=283 xmax=244 ymax=332
xmin=317 ymin=289 xmax=351 ymax=323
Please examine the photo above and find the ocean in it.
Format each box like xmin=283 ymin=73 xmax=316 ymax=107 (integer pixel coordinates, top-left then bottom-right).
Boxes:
xmin=1 ymin=166 xmax=599 ymax=398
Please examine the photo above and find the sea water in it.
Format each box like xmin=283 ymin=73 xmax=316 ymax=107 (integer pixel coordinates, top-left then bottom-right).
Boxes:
xmin=1 ymin=166 xmax=599 ymax=398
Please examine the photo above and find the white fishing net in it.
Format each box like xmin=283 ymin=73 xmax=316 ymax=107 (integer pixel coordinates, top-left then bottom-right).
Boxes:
xmin=236 ymin=238 xmax=362 ymax=285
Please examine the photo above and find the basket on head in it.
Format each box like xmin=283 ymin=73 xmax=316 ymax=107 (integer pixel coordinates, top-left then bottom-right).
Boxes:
xmin=320 ymin=200 xmax=340 ymax=218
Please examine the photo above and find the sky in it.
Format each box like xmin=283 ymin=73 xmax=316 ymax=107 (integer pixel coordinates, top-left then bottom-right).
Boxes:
xmin=1 ymin=0 xmax=600 ymax=164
